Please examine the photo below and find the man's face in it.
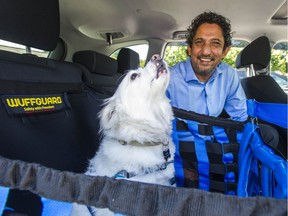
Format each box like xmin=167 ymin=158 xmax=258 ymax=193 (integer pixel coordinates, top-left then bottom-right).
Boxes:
xmin=188 ymin=23 xmax=230 ymax=82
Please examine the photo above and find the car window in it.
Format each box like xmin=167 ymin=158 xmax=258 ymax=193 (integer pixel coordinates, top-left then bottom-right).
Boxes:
xmin=0 ymin=39 xmax=49 ymax=57
xmin=163 ymin=39 xmax=249 ymax=68
xmin=271 ymin=41 xmax=287 ymax=75
xmin=271 ymin=41 xmax=288 ymax=93
xmin=110 ymin=44 xmax=149 ymax=68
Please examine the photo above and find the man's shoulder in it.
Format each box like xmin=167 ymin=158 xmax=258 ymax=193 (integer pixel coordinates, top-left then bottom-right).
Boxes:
xmin=218 ymin=62 xmax=239 ymax=78
xmin=170 ymin=60 xmax=186 ymax=70
xmin=218 ymin=61 xmax=236 ymax=71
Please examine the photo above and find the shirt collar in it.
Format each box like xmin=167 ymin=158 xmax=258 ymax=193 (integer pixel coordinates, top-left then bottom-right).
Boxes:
xmin=184 ymin=59 xmax=224 ymax=83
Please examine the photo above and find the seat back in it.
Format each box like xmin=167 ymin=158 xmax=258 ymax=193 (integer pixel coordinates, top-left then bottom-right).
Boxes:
xmin=73 ymin=50 xmax=119 ymax=96
xmin=0 ymin=0 xmax=102 ymax=214
xmin=0 ymin=0 xmax=59 ymax=51
xmin=236 ymin=36 xmax=271 ymax=75
xmin=117 ymin=48 xmax=140 ymax=74
xmin=236 ymin=36 xmax=287 ymax=157
xmin=236 ymin=35 xmax=287 ymax=102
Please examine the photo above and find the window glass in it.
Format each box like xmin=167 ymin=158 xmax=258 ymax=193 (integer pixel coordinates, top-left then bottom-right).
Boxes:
xmin=271 ymin=41 xmax=288 ymax=93
xmin=163 ymin=39 xmax=249 ymax=68
xmin=0 ymin=39 xmax=49 ymax=57
xmin=271 ymin=41 xmax=287 ymax=75
xmin=110 ymin=44 xmax=149 ymax=68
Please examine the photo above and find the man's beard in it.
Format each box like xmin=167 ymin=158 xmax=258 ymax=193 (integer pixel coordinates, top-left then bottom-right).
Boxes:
xmin=191 ymin=57 xmax=216 ymax=79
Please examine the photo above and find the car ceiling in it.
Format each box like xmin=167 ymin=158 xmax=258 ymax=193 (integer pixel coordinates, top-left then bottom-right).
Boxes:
xmin=59 ymin=0 xmax=287 ymax=53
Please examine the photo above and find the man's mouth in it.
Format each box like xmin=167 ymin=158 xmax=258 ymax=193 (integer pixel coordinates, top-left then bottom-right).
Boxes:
xmin=198 ymin=56 xmax=215 ymax=64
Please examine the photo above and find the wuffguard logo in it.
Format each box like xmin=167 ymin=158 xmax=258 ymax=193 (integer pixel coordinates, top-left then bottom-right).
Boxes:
xmin=1 ymin=94 xmax=70 ymax=116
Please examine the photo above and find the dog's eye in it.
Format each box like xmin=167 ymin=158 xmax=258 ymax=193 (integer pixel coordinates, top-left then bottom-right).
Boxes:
xmin=130 ymin=73 xmax=138 ymax=81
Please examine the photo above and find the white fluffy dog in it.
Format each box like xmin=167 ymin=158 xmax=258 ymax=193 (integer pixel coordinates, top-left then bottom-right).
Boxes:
xmin=71 ymin=54 xmax=175 ymax=216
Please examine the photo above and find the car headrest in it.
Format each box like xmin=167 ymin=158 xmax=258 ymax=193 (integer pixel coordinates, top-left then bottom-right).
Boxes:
xmin=235 ymin=36 xmax=271 ymax=71
xmin=0 ymin=0 xmax=60 ymax=51
xmin=117 ymin=48 xmax=140 ymax=74
xmin=73 ymin=50 xmax=117 ymax=76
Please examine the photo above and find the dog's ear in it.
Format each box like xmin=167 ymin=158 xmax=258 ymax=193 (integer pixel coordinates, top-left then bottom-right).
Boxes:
xmin=99 ymin=100 xmax=117 ymax=130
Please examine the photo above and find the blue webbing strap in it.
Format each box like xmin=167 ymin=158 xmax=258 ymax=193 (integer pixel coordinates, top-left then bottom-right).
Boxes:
xmin=0 ymin=186 xmax=9 ymax=215
xmin=187 ymin=121 xmax=209 ymax=191
xmin=250 ymin=131 xmax=287 ymax=198
xmin=41 ymin=198 xmax=72 ymax=216
xmin=247 ymin=99 xmax=288 ymax=128
xmin=212 ymin=126 xmax=237 ymax=194
xmin=238 ymin=121 xmax=257 ymax=197
xmin=0 ymin=188 xmax=73 ymax=216
xmin=238 ymin=122 xmax=288 ymax=198
xmin=172 ymin=119 xmax=184 ymax=187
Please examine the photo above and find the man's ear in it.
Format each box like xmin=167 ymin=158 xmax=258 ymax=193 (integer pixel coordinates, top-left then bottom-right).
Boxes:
xmin=187 ymin=45 xmax=192 ymax=56
xmin=223 ymin=45 xmax=231 ymax=56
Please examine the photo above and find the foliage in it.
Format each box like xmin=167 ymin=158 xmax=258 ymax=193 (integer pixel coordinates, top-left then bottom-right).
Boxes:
xmin=164 ymin=45 xmax=188 ymax=67
xmin=164 ymin=44 xmax=287 ymax=74
xmin=271 ymin=49 xmax=288 ymax=74
xmin=222 ymin=47 xmax=242 ymax=68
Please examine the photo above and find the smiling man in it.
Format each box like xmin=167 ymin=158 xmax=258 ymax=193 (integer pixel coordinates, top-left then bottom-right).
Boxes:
xmin=167 ymin=11 xmax=279 ymax=153
xmin=167 ymin=11 xmax=247 ymax=121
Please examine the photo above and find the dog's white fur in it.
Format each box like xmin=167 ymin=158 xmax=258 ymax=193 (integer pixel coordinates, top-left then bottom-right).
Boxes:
xmin=71 ymin=55 xmax=174 ymax=216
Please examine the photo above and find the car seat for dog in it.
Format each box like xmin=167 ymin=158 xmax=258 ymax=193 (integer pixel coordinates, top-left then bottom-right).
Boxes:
xmin=172 ymin=101 xmax=287 ymax=198
xmin=0 ymin=0 xmax=103 ymax=215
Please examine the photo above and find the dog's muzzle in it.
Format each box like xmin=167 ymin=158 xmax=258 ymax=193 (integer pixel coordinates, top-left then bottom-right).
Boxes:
xmin=150 ymin=54 xmax=167 ymax=79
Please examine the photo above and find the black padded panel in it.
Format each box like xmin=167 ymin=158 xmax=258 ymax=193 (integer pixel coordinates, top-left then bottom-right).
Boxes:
xmin=236 ymin=36 xmax=271 ymax=71
xmin=117 ymin=48 xmax=140 ymax=74
xmin=73 ymin=50 xmax=117 ymax=76
xmin=0 ymin=0 xmax=60 ymax=51
xmin=0 ymin=50 xmax=83 ymax=83
xmin=241 ymin=75 xmax=287 ymax=103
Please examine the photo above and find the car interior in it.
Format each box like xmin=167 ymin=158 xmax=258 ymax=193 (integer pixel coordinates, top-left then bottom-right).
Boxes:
xmin=0 ymin=0 xmax=287 ymax=215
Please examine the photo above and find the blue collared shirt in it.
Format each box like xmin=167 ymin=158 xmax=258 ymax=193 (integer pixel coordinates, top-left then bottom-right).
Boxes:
xmin=167 ymin=59 xmax=248 ymax=121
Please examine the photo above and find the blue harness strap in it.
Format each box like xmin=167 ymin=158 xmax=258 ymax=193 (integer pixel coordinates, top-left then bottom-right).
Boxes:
xmin=238 ymin=99 xmax=288 ymax=198
xmin=0 ymin=186 xmax=9 ymax=215
xmin=187 ymin=120 xmax=209 ymax=191
xmin=173 ymin=119 xmax=185 ymax=187
xmin=0 ymin=188 xmax=73 ymax=216
xmin=41 ymin=198 xmax=73 ymax=216
xmin=247 ymin=99 xmax=288 ymax=128
xmin=238 ymin=122 xmax=287 ymax=198
xmin=172 ymin=107 xmax=243 ymax=194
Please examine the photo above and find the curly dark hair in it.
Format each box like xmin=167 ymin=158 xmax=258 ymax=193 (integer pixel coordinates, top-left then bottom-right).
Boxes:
xmin=186 ymin=11 xmax=232 ymax=49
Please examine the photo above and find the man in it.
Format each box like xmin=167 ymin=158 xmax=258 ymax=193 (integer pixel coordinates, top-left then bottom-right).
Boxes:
xmin=167 ymin=11 xmax=279 ymax=148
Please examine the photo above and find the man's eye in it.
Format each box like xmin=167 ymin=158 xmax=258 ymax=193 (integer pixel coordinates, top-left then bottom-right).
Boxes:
xmin=211 ymin=41 xmax=221 ymax=47
xmin=130 ymin=73 xmax=138 ymax=80
xmin=194 ymin=40 xmax=204 ymax=46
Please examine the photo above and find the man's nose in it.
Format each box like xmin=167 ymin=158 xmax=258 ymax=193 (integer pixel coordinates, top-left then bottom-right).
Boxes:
xmin=201 ymin=43 xmax=212 ymax=54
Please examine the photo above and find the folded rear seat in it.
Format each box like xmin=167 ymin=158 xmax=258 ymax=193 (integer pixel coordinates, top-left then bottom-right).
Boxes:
xmin=0 ymin=0 xmax=102 ymax=215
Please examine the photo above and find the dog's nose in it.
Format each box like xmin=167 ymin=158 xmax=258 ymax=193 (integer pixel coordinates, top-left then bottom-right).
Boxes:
xmin=151 ymin=54 xmax=161 ymax=62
